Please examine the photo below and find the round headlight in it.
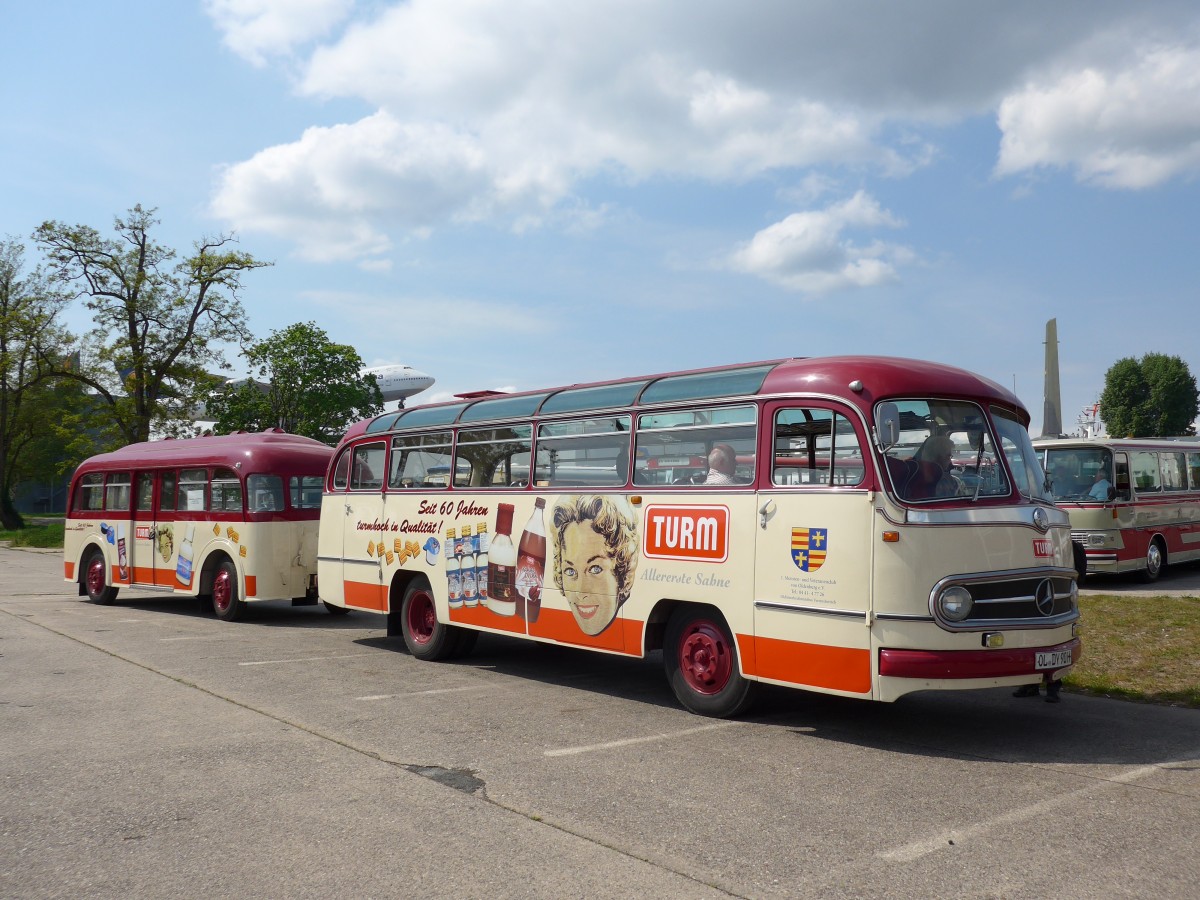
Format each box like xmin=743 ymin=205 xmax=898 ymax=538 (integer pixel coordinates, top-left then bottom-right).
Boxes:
xmin=939 ymin=585 xmax=974 ymax=622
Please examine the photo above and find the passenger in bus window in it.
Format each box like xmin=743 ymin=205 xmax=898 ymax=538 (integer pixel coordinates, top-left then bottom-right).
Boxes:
xmin=551 ymin=495 xmax=639 ymax=636
xmin=704 ymin=444 xmax=737 ymax=485
xmin=1088 ymin=468 xmax=1113 ymax=501
xmin=907 ymin=435 xmax=962 ymax=499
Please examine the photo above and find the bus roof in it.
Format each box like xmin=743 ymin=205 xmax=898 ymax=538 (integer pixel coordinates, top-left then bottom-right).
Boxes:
xmin=342 ymin=356 xmax=1024 ymax=444
xmin=1033 ymin=436 xmax=1200 ymax=449
xmin=73 ymin=430 xmax=333 ymax=478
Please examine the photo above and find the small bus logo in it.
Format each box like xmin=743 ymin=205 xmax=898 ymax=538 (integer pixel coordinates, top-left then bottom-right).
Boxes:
xmin=1032 ymin=539 xmax=1054 ymax=558
xmin=792 ymin=528 xmax=828 ymax=572
xmin=643 ymin=505 xmax=729 ymax=563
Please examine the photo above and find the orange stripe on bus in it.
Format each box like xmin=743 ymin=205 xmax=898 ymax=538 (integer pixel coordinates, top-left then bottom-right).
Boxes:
xmin=529 ymin=608 xmax=635 ymax=653
xmin=738 ymin=634 xmax=871 ymax=694
xmin=344 ymin=580 xmax=388 ymax=612
xmin=449 ymin=603 xmax=529 ymax=635
xmin=245 ymin=575 xmax=257 ymax=598
xmin=65 ymin=562 xmax=75 ymax=580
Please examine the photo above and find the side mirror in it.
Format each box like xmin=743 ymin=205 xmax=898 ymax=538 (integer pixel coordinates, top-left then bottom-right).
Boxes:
xmin=875 ymin=402 xmax=900 ymax=450
xmin=1107 ymin=486 xmax=1117 ymax=502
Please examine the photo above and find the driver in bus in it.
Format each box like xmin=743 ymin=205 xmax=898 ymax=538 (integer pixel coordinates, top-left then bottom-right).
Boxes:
xmin=1088 ymin=468 xmax=1113 ymax=501
xmin=550 ymin=495 xmax=639 ymax=636
xmin=906 ymin=434 xmax=963 ymax=499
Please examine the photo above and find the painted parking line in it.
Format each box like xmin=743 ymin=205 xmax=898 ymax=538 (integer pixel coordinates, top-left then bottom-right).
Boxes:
xmin=161 ymin=635 xmax=224 ymax=642
xmin=356 ymin=685 xmax=491 ymax=701
xmin=878 ymin=759 xmax=1194 ymax=863
xmin=545 ymin=721 xmax=743 ymax=757
xmin=238 ymin=653 xmax=375 ymax=667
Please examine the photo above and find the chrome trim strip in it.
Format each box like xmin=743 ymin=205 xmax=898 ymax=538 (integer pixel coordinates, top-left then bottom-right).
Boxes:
xmin=317 ymin=555 xmax=379 ymax=569
xmin=755 ymin=601 xmax=866 ymax=619
xmin=875 ymin=613 xmax=936 ymax=622
xmin=905 ymin=506 xmax=1071 ymax=528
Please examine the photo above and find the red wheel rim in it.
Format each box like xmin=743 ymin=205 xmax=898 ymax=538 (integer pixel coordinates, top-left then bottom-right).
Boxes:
xmin=87 ymin=555 xmax=107 ymax=596
xmin=213 ymin=567 xmax=233 ymax=614
xmin=406 ymin=589 xmax=436 ymax=645
xmin=677 ymin=619 xmax=732 ymax=695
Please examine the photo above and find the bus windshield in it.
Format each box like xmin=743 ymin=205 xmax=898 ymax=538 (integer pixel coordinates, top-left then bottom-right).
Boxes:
xmin=878 ymin=399 xmax=1011 ymax=501
xmin=991 ymin=407 xmax=1053 ymax=502
xmin=1042 ymin=446 xmax=1113 ymax=502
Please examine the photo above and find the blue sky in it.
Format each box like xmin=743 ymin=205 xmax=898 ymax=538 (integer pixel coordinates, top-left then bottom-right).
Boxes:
xmin=5 ymin=0 xmax=1200 ymax=435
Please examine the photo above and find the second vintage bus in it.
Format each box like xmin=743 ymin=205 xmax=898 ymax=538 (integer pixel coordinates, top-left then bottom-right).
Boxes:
xmin=1035 ymin=435 xmax=1200 ymax=581
xmin=65 ymin=430 xmax=334 ymax=621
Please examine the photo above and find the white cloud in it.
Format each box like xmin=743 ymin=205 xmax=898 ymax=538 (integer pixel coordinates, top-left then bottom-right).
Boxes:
xmin=729 ymin=191 xmax=911 ymax=293
xmin=206 ymin=1 xmax=1200 ymax=261
xmin=996 ymin=41 xmax=1200 ymax=188
xmin=204 ymin=0 xmax=354 ymax=66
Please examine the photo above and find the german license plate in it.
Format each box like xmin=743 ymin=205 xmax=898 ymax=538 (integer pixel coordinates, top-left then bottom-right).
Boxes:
xmin=1036 ymin=649 xmax=1072 ymax=670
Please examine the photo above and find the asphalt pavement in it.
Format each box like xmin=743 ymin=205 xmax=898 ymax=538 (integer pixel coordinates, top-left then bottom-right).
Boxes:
xmin=2 ymin=548 xmax=1197 ymax=899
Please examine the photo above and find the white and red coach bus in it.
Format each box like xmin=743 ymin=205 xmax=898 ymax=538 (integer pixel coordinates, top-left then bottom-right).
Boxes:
xmin=319 ymin=357 xmax=1081 ymax=716
xmin=65 ymin=431 xmax=334 ymax=621
xmin=1034 ymin=436 xmax=1200 ymax=581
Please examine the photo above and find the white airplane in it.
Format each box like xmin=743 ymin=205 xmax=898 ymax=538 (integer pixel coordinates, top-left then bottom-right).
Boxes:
xmin=222 ymin=364 xmax=434 ymax=405
xmin=361 ymin=363 xmax=436 ymax=403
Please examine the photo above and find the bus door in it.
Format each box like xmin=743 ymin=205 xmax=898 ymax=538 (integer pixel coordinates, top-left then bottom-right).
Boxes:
xmin=751 ymin=402 xmax=874 ymax=697
xmin=128 ymin=471 xmax=159 ymax=587
xmin=340 ymin=441 xmax=389 ymax=612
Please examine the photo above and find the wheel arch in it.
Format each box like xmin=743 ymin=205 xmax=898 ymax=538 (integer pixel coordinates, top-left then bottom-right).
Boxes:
xmin=196 ymin=544 xmax=242 ymax=598
xmin=386 ymin=569 xmax=426 ymax=637
xmin=76 ymin=540 xmax=109 ymax=595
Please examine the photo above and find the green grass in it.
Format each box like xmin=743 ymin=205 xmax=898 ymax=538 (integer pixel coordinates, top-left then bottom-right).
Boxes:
xmin=0 ymin=520 xmax=65 ymax=548
xmin=1065 ymin=594 xmax=1200 ymax=708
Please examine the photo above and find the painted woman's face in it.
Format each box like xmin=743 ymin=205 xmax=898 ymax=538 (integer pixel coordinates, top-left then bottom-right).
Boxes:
xmin=561 ymin=521 xmax=621 ymax=636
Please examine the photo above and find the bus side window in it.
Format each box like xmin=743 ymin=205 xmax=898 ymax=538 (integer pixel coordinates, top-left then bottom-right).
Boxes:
xmin=77 ymin=473 xmax=104 ymax=511
xmin=1131 ymin=451 xmax=1161 ymax=493
xmin=105 ymin=472 xmax=131 ymax=511
xmin=211 ymin=467 xmax=244 ymax=511
xmin=1161 ymin=452 xmax=1187 ymax=492
xmin=633 ymin=405 xmax=756 ymax=486
xmin=178 ymin=468 xmax=208 ymax=511
xmin=1114 ymin=452 xmax=1132 ymax=500
xmin=454 ymin=426 xmax=532 ymax=488
xmin=350 ymin=442 xmax=386 ymax=491
xmin=247 ymin=474 xmax=284 ymax=511
xmin=389 ymin=431 xmax=454 ymax=489
xmin=772 ymin=409 xmax=864 ymax=487
xmin=332 ymin=449 xmax=351 ymax=490
xmin=159 ymin=472 xmax=177 ymax=511
xmin=1189 ymin=452 xmax=1200 ymax=491
xmin=536 ymin=416 xmax=631 ymax=487
xmin=136 ymin=473 xmax=154 ymax=512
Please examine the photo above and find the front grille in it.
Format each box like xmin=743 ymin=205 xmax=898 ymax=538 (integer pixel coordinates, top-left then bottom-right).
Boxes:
xmin=930 ymin=569 xmax=1078 ymax=631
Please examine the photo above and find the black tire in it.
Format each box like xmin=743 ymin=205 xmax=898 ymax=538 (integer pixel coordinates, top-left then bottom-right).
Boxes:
xmin=400 ymin=578 xmax=457 ymax=661
xmin=211 ymin=558 xmax=245 ymax=622
xmin=663 ymin=605 xmax=755 ymax=718
xmin=323 ymin=600 xmax=351 ymax=616
xmin=1140 ymin=537 xmax=1166 ymax=583
xmin=1071 ymin=540 xmax=1087 ymax=583
xmin=83 ymin=547 xmax=119 ymax=605
xmin=451 ymin=628 xmax=479 ymax=659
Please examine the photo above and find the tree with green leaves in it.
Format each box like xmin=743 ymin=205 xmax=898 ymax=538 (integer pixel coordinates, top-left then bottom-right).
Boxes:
xmin=1099 ymin=353 xmax=1199 ymax=437
xmin=0 ymin=237 xmax=72 ymax=529
xmin=34 ymin=205 xmax=270 ymax=444
xmin=207 ymin=321 xmax=384 ymax=444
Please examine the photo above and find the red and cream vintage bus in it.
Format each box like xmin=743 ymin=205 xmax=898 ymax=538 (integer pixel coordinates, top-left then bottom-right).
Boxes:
xmin=1034 ymin=436 xmax=1200 ymax=581
xmin=65 ymin=431 xmax=334 ymax=621
xmin=319 ymin=357 xmax=1081 ymax=716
